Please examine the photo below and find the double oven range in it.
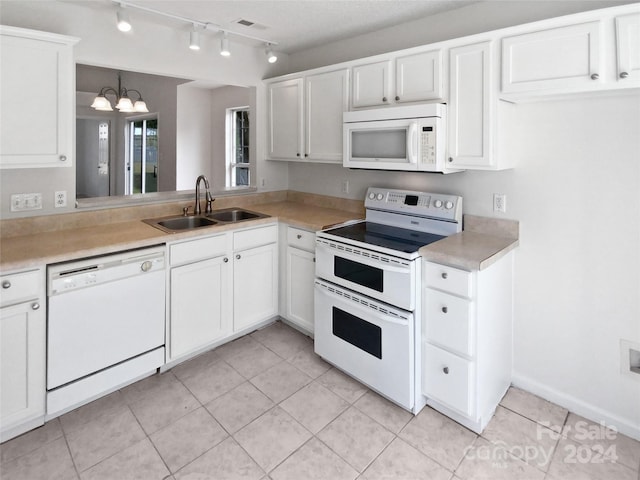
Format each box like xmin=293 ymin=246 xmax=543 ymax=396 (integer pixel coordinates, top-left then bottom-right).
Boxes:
xmin=314 ymin=187 xmax=462 ymax=413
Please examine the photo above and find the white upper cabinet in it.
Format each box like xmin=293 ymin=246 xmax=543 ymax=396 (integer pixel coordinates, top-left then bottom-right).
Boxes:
xmin=268 ymin=70 xmax=348 ymax=163
xmin=395 ymin=50 xmax=443 ymax=103
xmin=502 ymin=21 xmax=602 ymax=94
xmin=305 ymin=69 xmax=349 ymax=163
xmin=615 ymin=13 xmax=640 ymax=85
xmin=352 ymin=60 xmax=392 ymax=108
xmin=267 ymin=78 xmax=304 ymax=160
xmin=0 ymin=26 xmax=78 ymax=169
xmin=351 ymin=52 xmax=443 ymax=108
xmin=448 ymin=41 xmax=493 ymax=169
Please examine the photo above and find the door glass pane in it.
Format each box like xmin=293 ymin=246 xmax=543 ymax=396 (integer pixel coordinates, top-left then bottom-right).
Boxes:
xmin=332 ymin=307 xmax=382 ymax=359
xmin=351 ymin=129 xmax=406 ymax=159
xmin=145 ymin=119 xmax=158 ymax=193
xmin=334 ymin=257 xmax=383 ymax=292
xmin=131 ymin=121 xmax=143 ymax=194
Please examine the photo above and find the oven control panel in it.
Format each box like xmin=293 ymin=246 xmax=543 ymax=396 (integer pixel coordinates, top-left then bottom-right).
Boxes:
xmin=365 ymin=187 xmax=462 ymax=222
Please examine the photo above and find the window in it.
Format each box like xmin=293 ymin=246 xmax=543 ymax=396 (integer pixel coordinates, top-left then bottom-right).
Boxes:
xmin=126 ymin=117 xmax=158 ymax=194
xmin=226 ymin=107 xmax=250 ymax=187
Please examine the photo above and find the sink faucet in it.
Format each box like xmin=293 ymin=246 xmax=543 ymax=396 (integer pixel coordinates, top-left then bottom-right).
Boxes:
xmin=194 ymin=175 xmax=214 ymax=215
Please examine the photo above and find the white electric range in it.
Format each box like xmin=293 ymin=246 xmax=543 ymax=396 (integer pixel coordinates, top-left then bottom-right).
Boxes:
xmin=314 ymin=187 xmax=462 ymax=412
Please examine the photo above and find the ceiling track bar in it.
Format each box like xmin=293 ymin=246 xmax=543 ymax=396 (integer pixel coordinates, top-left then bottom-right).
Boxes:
xmin=113 ymin=0 xmax=278 ymax=46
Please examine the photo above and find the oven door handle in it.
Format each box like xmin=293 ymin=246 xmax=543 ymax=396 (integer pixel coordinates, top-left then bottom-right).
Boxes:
xmin=317 ymin=243 xmax=410 ymax=274
xmin=316 ymin=282 xmax=410 ymax=327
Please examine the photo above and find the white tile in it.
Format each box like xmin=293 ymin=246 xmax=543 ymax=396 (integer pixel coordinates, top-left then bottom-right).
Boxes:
xmin=205 ymin=381 xmax=274 ymax=434
xmin=80 ymin=438 xmax=169 ymax=480
xmin=249 ymin=361 xmax=312 ymax=403
xmin=316 ymin=368 xmax=368 ymax=404
xmin=355 ymin=391 xmax=413 ymax=434
xmin=280 ymin=382 xmax=349 ymax=434
xmin=270 ymin=438 xmax=358 ymax=480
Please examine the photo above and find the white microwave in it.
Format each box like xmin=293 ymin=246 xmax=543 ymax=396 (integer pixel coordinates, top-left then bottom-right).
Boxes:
xmin=343 ymin=104 xmax=458 ymax=173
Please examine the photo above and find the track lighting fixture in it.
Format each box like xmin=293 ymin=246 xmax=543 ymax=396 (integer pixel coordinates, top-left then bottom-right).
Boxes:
xmin=265 ymin=44 xmax=277 ymax=64
xmin=220 ymin=32 xmax=231 ymax=57
xmin=189 ymin=26 xmax=200 ymax=50
xmin=116 ymin=5 xmax=132 ymax=32
xmin=112 ymin=1 xmax=278 ymax=62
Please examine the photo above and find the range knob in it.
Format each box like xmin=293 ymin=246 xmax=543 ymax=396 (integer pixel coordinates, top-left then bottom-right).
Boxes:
xmin=376 ymin=193 xmax=384 ymax=200
xmin=368 ymin=192 xmax=376 ymax=200
xmin=434 ymin=199 xmax=443 ymax=208
xmin=445 ymin=201 xmax=454 ymax=209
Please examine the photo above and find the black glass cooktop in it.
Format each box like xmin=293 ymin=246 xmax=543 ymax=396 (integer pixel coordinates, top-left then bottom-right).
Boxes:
xmin=325 ymin=222 xmax=445 ymax=254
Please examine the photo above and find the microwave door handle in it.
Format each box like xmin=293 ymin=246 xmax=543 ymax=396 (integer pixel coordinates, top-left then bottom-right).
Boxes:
xmin=408 ymin=122 xmax=418 ymax=164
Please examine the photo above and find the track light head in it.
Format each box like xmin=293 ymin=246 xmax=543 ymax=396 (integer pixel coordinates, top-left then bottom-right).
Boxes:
xmin=265 ymin=44 xmax=277 ymax=63
xmin=116 ymin=6 xmax=132 ymax=32
xmin=220 ymin=32 xmax=230 ymax=57
xmin=189 ymin=27 xmax=200 ymax=50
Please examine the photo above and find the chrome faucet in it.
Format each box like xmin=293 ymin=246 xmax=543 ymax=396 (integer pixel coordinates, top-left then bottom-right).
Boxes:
xmin=194 ymin=175 xmax=214 ymax=215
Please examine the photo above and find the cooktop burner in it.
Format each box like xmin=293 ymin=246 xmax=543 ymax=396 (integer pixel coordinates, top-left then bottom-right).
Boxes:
xmin=325 ymin=221 xmax=445 ymax=254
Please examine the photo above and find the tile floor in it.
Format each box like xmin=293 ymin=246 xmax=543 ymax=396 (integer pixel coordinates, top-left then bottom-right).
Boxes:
xmin=1 ymin=320 xmax=639 ymax=480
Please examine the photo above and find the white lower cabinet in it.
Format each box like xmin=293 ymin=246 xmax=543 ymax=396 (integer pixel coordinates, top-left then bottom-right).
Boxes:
xmin=283 ymin=226 xmax=316 ymax=334
xmin=422 ymin=252 xmax=514 ymax=433
xmin=168 ymin=233 xmax=232 ymax=361
xmin=0 ymin=268 xmax=46 ymax=442
xmin=232 ymin=224 xmax=279 ymax=332
xmin=168 ymin=223 xmax=279 ymax=362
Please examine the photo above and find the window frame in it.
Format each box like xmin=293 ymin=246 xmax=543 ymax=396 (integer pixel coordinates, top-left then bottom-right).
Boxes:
xmin=225 ymin=106 xmax=250 ymax=188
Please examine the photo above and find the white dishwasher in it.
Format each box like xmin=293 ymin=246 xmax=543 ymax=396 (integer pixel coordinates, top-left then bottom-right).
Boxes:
xmin=46 ymin=246 xmax=166 ymax=417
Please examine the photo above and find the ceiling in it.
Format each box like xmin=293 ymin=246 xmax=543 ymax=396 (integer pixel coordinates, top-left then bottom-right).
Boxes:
xmin=96 ymin=0 xmax=479 ymax=54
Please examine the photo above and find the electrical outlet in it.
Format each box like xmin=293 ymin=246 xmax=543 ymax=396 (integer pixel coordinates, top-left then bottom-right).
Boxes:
xmin=55 ymin=191 xmax=67 ymax=208
xmin=493 ymin=193 xmax=506 ymax=213
xmin=341 ymin=180 xmax=349 ymax=194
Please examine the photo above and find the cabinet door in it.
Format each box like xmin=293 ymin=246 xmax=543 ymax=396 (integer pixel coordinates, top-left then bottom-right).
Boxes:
xmin=616 ymin=13 xmax=640 ymax=85
xmin=448 ymin=41 xmax=492 ymax=168
xmin=234 ymin=243 xmax=278 ymax=331
xmin=0 ymin=300 xmax=45 ymax=440
xmin=305 ymin=69 xmax=349 ymax=162
xmin=352 ymin=60 xmax=391 ymax=108
xmin=395 ymin=50 xmax=443 ymax=103
xmin=286 ymin=247 xmax=315 ymax=334
xmin=170 ymin=256 xmax=232 ymax=360
xmin=0 ymin=31 xmax=75 ymax=168
xmin=501 ymin=22 xmax=601 ymax=93
xmin=267 ymin=78 xmax=304 ymax=160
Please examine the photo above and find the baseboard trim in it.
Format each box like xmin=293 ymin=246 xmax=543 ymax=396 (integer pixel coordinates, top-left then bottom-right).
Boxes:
xmin=511 ymin=372 xmax=640 ymax=441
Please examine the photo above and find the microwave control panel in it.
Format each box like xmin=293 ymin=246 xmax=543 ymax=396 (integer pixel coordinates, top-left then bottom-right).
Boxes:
xmin=420 ymin=126 xmax=436 ymax=165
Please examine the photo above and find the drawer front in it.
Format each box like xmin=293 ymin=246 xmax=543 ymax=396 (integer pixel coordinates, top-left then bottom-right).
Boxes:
xmin=424 ymin=289 xmax=474 ymax=357
xmin=170 ymin=234 xmax=228 ymax=266
xmin=423 ymin=343 xmax=474 ymax=416
xmin=234 ymin=224 xmax=278 ymax=251
xmin=424 ymin=262 xmax=473 ymax=298
xmin=0 ymin=270 xmax=41 ymax=307
xmin=287 ymin=226 xmax=315 ymax=252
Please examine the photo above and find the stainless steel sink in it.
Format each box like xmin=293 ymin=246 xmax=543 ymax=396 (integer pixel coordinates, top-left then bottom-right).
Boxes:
xmin=206 ymin=208 xmax=266 ymax=223
xmin=144 ymin=208 xmax=268 ymax=233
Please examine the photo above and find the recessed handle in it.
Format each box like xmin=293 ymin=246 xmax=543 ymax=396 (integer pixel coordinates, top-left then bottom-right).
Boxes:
xmin=443 ymin=366 xmax=449 ymax=375
xmin=2 ymin=280 xmax=10 ymax=289
xmin=620 ymin=71 xmax=629 ymax=79
xmin=441 ymin=272 xmax=448 ymax=279
xmin=441 ymin=306 xmax=448 ymax=314
xmin=32 ymin=302 xmax=40 ymax=311
xmin=590 ymin=73 xmax=600 ymax=80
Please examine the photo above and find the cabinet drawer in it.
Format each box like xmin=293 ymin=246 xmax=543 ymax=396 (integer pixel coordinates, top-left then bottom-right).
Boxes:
xmin=287 ymin=227 xmax=315 ymax=252
xmin=424 ymin=289 xmax=474 ymax=357
xmin=170 ymin=234 xmax=228 ymax=266
xmin=423 ymin=343 xmax=474 ymax=416
xmin=424 ymin=262 xmax=473 ymax=298
xmin=1 ymin=270 xmax=41 ymax=307
xmin=234 ymin=224 xmax=278 ymax=251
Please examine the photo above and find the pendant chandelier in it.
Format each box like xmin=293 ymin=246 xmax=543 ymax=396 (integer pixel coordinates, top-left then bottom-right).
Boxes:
xmin=90 ymin=73 xmax=149 ymax=113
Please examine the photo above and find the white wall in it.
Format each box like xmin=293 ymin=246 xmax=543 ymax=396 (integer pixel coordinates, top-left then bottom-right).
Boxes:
xmin=176 ymin=85 xmax=213 ymax=190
